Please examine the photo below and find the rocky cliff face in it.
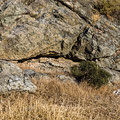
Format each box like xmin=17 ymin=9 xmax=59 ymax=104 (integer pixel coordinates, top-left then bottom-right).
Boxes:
xmin=0 ymin=0 xmax=120 ymax=92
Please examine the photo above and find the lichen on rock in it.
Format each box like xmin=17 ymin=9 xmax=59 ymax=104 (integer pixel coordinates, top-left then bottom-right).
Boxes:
xmin=0 ymin=0 xmax=119 ymax=86
xmin=0 ymin=60 xmax=37 ymax=93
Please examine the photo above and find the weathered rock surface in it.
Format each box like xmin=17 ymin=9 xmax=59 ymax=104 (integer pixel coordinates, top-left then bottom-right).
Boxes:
xmin=0 ymin=0 xmax=120 ymax=83
xmin=0 ymin=60 xmax=37 ymax=93
xmin=0 ymin=0 xmax=81 ymax=60
xmin=17 ymin=57 xmax=77 ymax=83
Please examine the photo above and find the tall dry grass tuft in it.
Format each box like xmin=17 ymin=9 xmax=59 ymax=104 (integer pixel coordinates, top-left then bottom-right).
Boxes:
xmin=0 ymin=78 xmax=120 ymax=120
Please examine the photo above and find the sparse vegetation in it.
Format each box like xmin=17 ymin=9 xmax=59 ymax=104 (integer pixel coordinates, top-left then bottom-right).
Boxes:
xmin=95 ymin=0 xmax=120 ymax=21
xmin=71 ymin=61 xmax=112 ymax=88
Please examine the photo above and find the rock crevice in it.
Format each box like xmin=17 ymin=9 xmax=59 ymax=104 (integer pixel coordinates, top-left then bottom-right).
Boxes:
xmin=0 ymin=0 xmax=119 ymax=87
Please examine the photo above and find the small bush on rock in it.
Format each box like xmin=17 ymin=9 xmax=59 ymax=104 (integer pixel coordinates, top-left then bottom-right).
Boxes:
xmin=94 ymin=0 xmax=120 ymax=21
xmin=71 ymin=61 xmax=112 ymax=88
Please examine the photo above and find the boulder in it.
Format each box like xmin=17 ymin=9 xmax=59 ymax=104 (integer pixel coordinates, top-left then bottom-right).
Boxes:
xmin=0 ymin=0 xmax=119 ymax=82
xmin=0 ymin=60 xmax=37 ymax=93
xmin=58 ymin=0 xmax=120 ymax=82
xmin=0 ymin=0 xmax=81 ymax=60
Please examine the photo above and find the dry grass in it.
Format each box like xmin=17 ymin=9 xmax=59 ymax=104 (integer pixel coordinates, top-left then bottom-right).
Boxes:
xmin=0 ymin=78 xmax=120 ymax=120
xmin=92 ymin=13 xmax=100 ymax=23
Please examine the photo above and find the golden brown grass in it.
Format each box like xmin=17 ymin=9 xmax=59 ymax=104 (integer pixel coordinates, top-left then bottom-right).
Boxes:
xmin=92 ymin=13 xmax=100 ymax=23
xmin=0 ymin=78 xmax=120 ymax=120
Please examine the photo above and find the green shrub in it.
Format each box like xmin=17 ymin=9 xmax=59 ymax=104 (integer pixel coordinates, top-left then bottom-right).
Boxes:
xmin=95 ymin=0 xmax=120 ymax=21
xmin=71 ymin=61 xmax=112 ymax=88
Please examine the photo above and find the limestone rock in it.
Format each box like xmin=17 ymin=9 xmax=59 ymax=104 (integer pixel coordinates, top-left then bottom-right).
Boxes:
xmin=0 ymin=0 xmax=81 ymax=60
xmin=57 ymin=75 xmax=76 ymax=83
xmin=0 ymin=0 xmax=120 ymax=82
xmin=0 ymin=60 xmax=37 ymax=93
xmin=17 ymin=57 xmax=79 ymax=83
xmin=24 ymin=69 xmax=36 ymax=77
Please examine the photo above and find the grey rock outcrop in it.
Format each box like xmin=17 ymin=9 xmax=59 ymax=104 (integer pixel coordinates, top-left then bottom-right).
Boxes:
xmin=0 ymin=0 xmax=81 ymax=60
xmin=24 ymin=69 xmax=36 ymax=78
xmin=0 ymin=0 xmax=120 ymax=82
xmin=0 ymin=60 xmax=37 ymax=93
xmin=17 ymin=57 xmax=78 ymax=83
xmin=55 ymin=0 xmax=120 ymax=82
